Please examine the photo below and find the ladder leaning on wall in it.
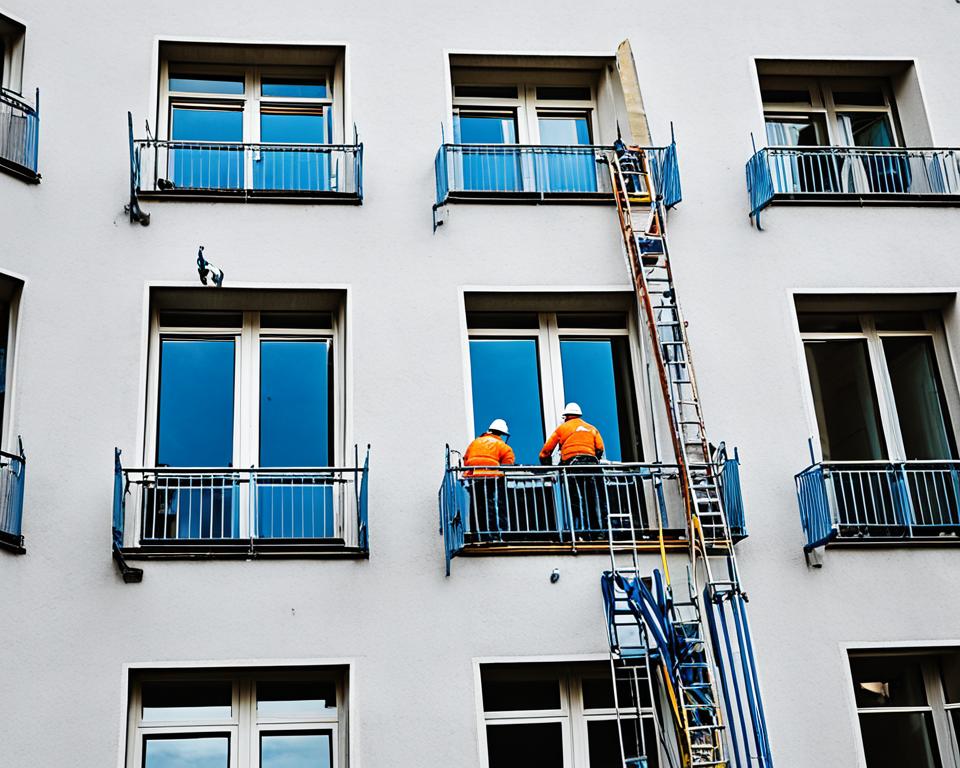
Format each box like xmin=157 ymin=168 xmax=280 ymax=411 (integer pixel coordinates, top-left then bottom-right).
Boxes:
xmin=600 ymin=142 xmax=775 ymax=768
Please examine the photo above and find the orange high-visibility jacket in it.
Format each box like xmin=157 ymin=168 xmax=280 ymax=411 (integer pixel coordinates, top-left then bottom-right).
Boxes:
xmin=464 ymin=433 xmax=515 ymax=477
xmin=540 ymin=418 xmax=604 ymax=463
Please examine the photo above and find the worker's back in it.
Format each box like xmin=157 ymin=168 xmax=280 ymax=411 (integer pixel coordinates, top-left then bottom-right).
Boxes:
xmin=464 ymin=433 xmax=515 ymax=476
xmin=543 ymin=418 xmax=604 ymax=463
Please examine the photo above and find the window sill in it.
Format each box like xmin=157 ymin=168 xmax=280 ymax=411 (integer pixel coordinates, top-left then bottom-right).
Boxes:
xmin=817 ymin=531 xmax=960 ymax=550
xmin=441 ymin=190 xmax=615 ymax=206
xmin=0 ymin=529 xmax=25 ymax=554
xmin=770 ymin=192 xmax=960 ymax=207
xmin=0 ymin=157 xmax=40 ymax=184
xmin=458 ymin=530 xmax=690 ymax=556
xmin=136 ymin=188 xmax=362 ymax=205
xmin=120 ymin=539 xmax=368 ymax=560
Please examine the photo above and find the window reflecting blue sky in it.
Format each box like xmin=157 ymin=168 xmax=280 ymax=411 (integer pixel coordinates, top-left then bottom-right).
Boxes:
xmin=256 ymin=114 xmax=330 ymax=192
xmin=172 ymin=108 xmax=243 ymax=143
xmin=537 ymin=116 xmax=590 ymax=145
xmin=262 ymin=79 xmax=327 ymax=99
xmin=144 ymin=736 xmax=228 ymax=768
xmin=169 ymin=75 xmax=244 ymax=95
xmin=469 ymin=339 xmax=544 ymax=465
xmin=261 ymin=733 xmax=331 ymax=768
xmin=560 ymin=339 xmax=623 ymax=461
xmin=455 ymin=114 xmax=517 ymax=144
xmin=157 ymin=339 xmax=235 ymax=467
xmin=171 ymin=108 xmax=244 ymax=189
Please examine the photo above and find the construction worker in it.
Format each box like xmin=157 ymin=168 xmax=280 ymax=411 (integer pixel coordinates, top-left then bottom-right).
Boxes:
xmin=614 ymin=137 xmax=643 ymax=195
xmin=464 ymin=419 xmax=515 ymax=541
xmin=539 ymin=403 xmax=606 ymax=535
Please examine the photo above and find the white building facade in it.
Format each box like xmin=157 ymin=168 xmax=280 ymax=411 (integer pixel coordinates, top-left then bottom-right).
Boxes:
xmin=1 ymin=2 xmax=960 ymax=767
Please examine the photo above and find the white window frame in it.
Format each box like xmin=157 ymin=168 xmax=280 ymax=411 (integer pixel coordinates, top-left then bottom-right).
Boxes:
xmin=127 ymin=669 xmax=346 ymax=768
xmin=799 ymin=311 xmax=960 ymax=462
xmin=849 ymin=651 xmax=960 ymax=768
xmin=466 ymin=312 xmax=644 ymax=458
xmin=478 ymin=662 xmax=655 ymax=768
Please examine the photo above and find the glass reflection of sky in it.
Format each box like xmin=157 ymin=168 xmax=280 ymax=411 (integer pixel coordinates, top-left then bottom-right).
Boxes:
xmin=261 ymin=733 xmax=331 ymax=768
xmin=144 ymin=736 xmax=228 ymax=768
xmin=560 ymin=340 xmax=623 ymax=461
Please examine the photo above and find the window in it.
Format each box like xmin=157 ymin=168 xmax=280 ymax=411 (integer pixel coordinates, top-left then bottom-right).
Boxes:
xmin=127 ymin=668 xmax=347 ymax=768
xmin=799 ymin=310 xmax=957 ymax=462
xmin=0 ymin=14 xmax=25 ymax=93
xmin=480 ymin=662 xmax=657 ymax=768
xmin=849 ymin=650 xmax=960 ymax=768
xmin=154 ymin=43 xmax=346 ymax=193
xmin=467 ymin=311 xmax=642 ymax=464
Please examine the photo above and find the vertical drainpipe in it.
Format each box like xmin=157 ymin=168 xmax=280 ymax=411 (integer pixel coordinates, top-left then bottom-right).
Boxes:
xmin=616 ymin=40 xmax=653 ymax=146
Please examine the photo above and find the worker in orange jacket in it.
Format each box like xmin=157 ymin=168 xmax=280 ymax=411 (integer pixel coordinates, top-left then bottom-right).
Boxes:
xmin=539 ymin=403 xmax=606 ymax=535
xmin=464 ymin=419 xmax=514 ymax=540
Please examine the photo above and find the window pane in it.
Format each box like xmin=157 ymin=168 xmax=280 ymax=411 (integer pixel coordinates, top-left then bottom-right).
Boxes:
xmin=260 ymin=340 xmax=331 ymax=466
xmin=940 ymin=652 xmax=960 ymax=703
xmin=765 ymin=115 xmax=826 ymax=146
xmin=486 ymin=723 xmax=563 ymax=768
xmin=142 ymin=681 xmax=232 ymax=721
xmin=560 ymin=339 xmax=636 ymax=462
xmin=556 ymin=313 xmax=627 ymax=329
xmin=482 ymin=674 xmax=561 ymax=711
xmin=760 ymin=89 xmax=812 ymax=104
xmin=144 ymin=736 xmax=229 ymax=768
xmin=170 ymin=107 xmax=243 ymax=190
xmin=538 ymin=115 xmax=591 ymax=146
xmin=260 ymin=112 xmax=326 ymax=144
xmin=804 ymin=340 xmax=886 ymax=461
xmin=470 ymin=339 xmax=544 ymax=465
xmin=583 ymin=673 xmax=651 ymax=710
xmin=842 ymin=113 xmax=895 ymax=148
xmin=169 ymin=74 xmax=244 ymax=94
xmin=0 ymin=298 xmax=9 ymax=430
xmin=256 ymin=112 xmax=331 ymax=191
xmin=587 ymin=718 xmax=658 ymax=768
xmin=158 ymin=339 xmax=235 ymax=467
xmin=466 ymin=312 xmax=539 ymax=330
xmin=455 ymin=113 xmax=517 ymax=144
xmin=260 ymin=312 xmax=333 ymax=330
xmin=158 ymin=311 xmax=243 ymax=329
xmin=262 ymin=78 xmax=327 ymax=98
xmin=858 ymin=712 xmax=942 ymax=768
xmin=455 ymin=85 xmax=518 ymax=99
xmin=850 ymin=656 xmax=928 ymax=708
xmin=797 ymin=312 xmax=862 ymax=333
xmin=875 ymin=312 xmax=927 ymax=332
xmin=882 ymin=336 xmax=955 ymax=460
xmin=257 ymin=680 xmax=337 ymax=718
xmin=260 ymin=732 xmax=332 ymax=768
xmin=536 ymin=86 xmax=591 ymax=101
xmin=454 ymin=112 xmax=520 ymax=192
xmin=537 ymin=114 xmax=596 ymax=192
xmin=834 ymin=90 xmax=886 ymax=107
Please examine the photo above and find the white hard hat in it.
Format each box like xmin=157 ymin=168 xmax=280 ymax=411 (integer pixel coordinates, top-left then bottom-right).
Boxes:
xmin=488 ymin=418 xmax=510 ymax=435
xmin=562 ymin=402 xmax=582 ymax=417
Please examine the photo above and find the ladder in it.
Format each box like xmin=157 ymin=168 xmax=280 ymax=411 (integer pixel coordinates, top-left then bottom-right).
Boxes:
xmin=601 ymin=144 xmax=758 ymax=768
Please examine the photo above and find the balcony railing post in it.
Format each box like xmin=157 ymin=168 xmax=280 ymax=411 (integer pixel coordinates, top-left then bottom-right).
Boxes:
xmin=894 ymin=463 xmax=915 ymax=535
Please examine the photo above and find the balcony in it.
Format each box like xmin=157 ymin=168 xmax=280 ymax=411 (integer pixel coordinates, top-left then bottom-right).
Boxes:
xmin=747 ymin=146 xmax=960 ymax=226
xmin=0 ymin=444 xmax=26 ymax=554
xmin=438 ymin=447 xmax=744 ymax=574
xmin=434 ymin=143 xmax=681 ymax=207
xmin=129 ymin=131 xmax=363 ymax=205
xmin=796 ymin=460 xmax=960 ymax=552
xmin=0 ymin=88 xmax=40 ymax=183
xmin=112 ymin=448 xmax=369 ymax=579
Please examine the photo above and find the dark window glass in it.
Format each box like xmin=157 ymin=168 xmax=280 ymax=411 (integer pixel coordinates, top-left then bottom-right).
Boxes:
xmin=834 ymin=90 xmax=886 ymax=107
xmin=804 ymin=340 xmax=886 ymax=461
xmin=587 ymin=718 xmax=658 ymax=768
xmin=259 ymin=340 xmax=331 ymax=466
xmin=560 ymin=338 xmax=640 ymax=462
xmin=858 ymin=712 xmax=942 ymax=768
xmin=486 ymin=723 xmax=563 ymax=768
xmin=455 ymin=85 xmax=519 ymax=99
xmin=583 ymin=673 xmax=651 ymax=710
xmin=260 ymin=731 xmax=332 ymax=768
xmin=883 ymin=337 xmax=955 ymax=460
xmin=260 ymin=312 xmax=333 ymax=330
xmin=940 ymin=653 xmax=960 ymax=703
xmin=760 ymin=89 xmax=812 ymax=104
xmin=482 ymin=674 xmax=561 ymax=711
xmin=875 ymin=312 xmax=927 ymax=332
xmin=0 ymin=298 xmax=9 ymax=430
xmin=557 ymin=313 xmax=627 ymax=329
xmin=158 ymin=312 xmax=243 ymax=329
xmin=850 ymin=656 xmax=928 ymax=708
xmin=144 ymin=736 xmax=230 ymax=768
xmin=797 ymin=312 xmax=862 ymax=333
xmin=765 ymin=114 xmax=827 ymax=147
xmin=843 ymin=113 xmax=895 ymax=148
xmin=157 ymin=339 xmax=235 ymax=467
xmin=257 ymin=680 xmax=337 ymax=717
xmin=142 ymin=681 xmax=232 ymax=721
xmin=470 ymin=339 xmax=545 ymax=465
xmin=536 ymin=86 xmax=591 ymax=101
xmin=169 ymin=74 xmax=244 ymax=95
xmin=466 ymin=312 xmax=539 ymax=330
xmin=262 ymin=78 xmax=327 ymax=99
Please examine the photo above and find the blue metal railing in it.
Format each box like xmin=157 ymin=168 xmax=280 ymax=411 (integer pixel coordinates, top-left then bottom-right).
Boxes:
xmin=0 ymin=88 xmax=39 ymax=179
xmin=113 ymin=447 xmax=370 ymax=551
xmin=0 ymin=440 xmax=26 ymax=553
xmin=434 ymin=143 xmax=681 ymax=206
xmin=747 ymin=145 xmax=960 ymax=226
xmin=439 ymin=445 xmax=743 ymax=574
xmin=129 ymin=134 xmax=363 ymax=200
xmin=796 ymin=460 xmax=960 ymax=551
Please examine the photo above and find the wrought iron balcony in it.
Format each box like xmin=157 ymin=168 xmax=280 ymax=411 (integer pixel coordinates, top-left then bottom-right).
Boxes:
xmin=438 ymin=446 xmax=744 ymax=574
xmin=0 ymin=88 xmax=40 ymax=182
xmin=0 ymin=442 xmax=26 ymax=554
xmin=112 ymin=448 xmax=369 ymax=579
xmin=796 ymin=460 xmax=960 ymax=551
xmin=434 ymin=142 xmax=681 ymax=207
xmin=747 ymin=145 xmax=960 ymax=226
xmin=128 ymin=126 xmax=362 ymax=206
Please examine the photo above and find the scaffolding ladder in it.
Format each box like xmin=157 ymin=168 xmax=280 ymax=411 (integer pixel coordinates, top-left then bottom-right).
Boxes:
xmin=602 ymin=145 xmax=774 ymax=768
